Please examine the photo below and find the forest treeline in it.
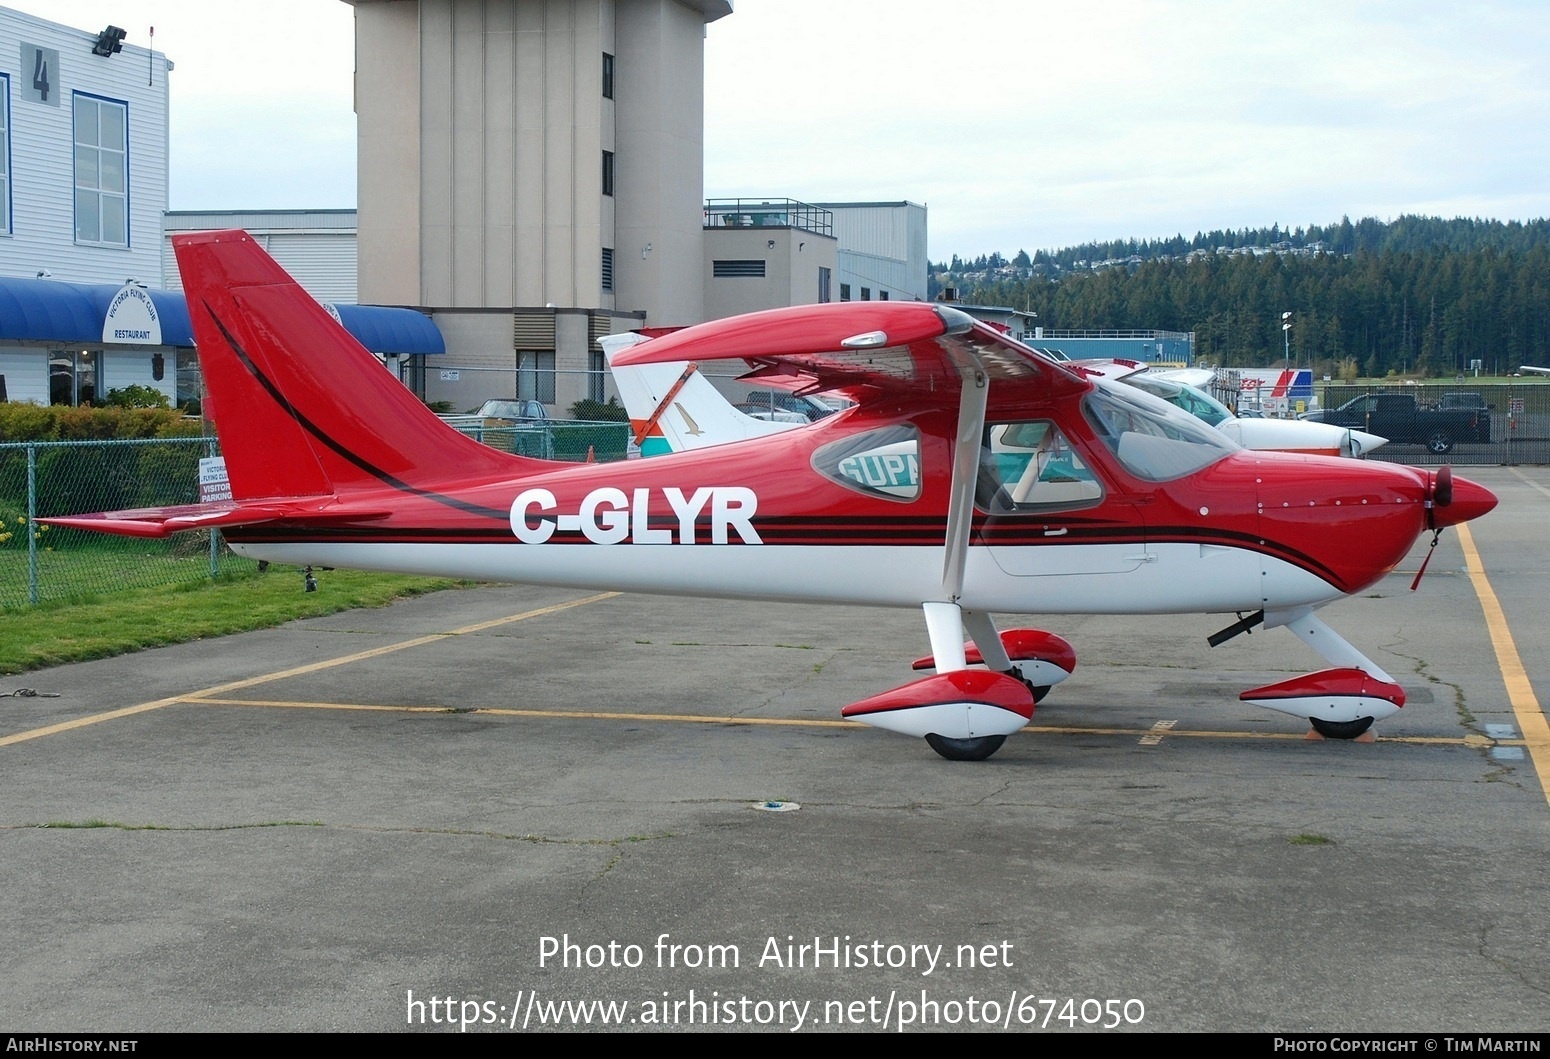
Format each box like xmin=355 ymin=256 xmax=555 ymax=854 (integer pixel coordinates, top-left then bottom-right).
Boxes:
xmin=933 ymin=216 xmax=1550 ymax=375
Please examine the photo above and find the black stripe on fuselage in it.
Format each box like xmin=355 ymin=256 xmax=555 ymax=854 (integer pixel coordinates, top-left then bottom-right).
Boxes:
xmin=205 ymin=302 xmax=511 ymax=521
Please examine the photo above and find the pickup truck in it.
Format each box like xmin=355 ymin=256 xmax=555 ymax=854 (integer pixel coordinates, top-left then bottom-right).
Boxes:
xmin=1300 ymin=393 xmax=1490 ymax=454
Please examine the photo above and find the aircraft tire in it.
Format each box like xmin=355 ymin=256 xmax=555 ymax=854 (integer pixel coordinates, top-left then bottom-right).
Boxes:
xmin=924 ymin=734 xmax=1006 ymax=761
xmin=1308 ymin=716 xmax=1375 ymax=740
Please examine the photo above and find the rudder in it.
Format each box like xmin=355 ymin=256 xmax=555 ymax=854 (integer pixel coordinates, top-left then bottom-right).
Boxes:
xmin=173 ymin=230 xmax=523 ymax=500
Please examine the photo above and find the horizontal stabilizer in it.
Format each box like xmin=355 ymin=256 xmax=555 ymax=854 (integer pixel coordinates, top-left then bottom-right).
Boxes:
xmin=41 ymin=498 xmax=390 ymax=540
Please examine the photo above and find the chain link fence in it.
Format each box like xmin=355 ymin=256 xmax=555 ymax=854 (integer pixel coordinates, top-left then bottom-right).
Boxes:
xmin=0 ymin=421 xmax=634 ymax=609
xmin=442 ymin=420 xmax=632 ymax=461
xmin=1309 ymin=383 xmax=1550 ymax=466
xmin=1204 ymin=375 xmax=1550 ymax=466
xmin=0 ymin=436 xmax=247 ymax=610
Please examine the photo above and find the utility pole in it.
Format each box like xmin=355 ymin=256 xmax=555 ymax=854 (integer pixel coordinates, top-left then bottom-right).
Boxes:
xmin=1281 ymin=311 xmax=1293 ymax=369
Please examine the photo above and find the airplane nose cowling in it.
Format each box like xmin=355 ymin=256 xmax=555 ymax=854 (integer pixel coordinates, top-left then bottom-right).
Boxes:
xmin=1430 ymin=472 xmax=1497 ymax=528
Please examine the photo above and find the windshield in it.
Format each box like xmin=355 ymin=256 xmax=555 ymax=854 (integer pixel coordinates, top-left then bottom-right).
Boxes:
xmin=1122 ymin=375 xmax=1233 ymax=426
xmin=1083 ymin=382 xmax=1237 ymax=481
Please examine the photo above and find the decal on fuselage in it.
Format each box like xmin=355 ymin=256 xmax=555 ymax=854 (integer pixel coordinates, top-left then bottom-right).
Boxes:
xmin=815 ymin=426 xmax=922 ymax=501
xmin=510 ymin=486 xmax=761 ymax=545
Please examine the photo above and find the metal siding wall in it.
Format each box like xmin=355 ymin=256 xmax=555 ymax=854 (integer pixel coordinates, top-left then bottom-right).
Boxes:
xmin=825 ymin=204 xmax=928 ymax=302
xmin=103 ymin=349 xmax=174 ymax=404
xmin=0 ymin=347 xmax=47 ymax=404
xmin=162 ymin=222 xmax=360 ymax=304
xmin=0 ymin=9 xmax=168 ymax=287
xmin=262 ymin=233 xmax=359 ymax=304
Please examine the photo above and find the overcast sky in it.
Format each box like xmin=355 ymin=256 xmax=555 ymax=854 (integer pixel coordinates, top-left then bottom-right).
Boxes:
xmin=17 ymin=1 xmax=1550 ymax=259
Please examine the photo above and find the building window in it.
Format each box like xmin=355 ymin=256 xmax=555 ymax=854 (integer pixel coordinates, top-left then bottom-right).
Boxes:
xmin=879 ymin=291 xmax=889 ymax=301
xmin=73 ymin=93 xmax=129 ymax=247
xmin=602 ymin=150 xmax=614 ymax=196
xmin=518 ymin=350 xmax=555 ymax=404
xmin=0 ymin=75 xmax=10 ymax=233
xmin=712 ymin=259 xmax=766 ymax=278
xmin=176 ymin=349 xmax=202 ymax=411
xmin=818 ymin=266 xmax=831 ymax=303
xmin=589 ymin=349 xmax=606 ymax=402
xmin=860 ymin=287 xmax=871 ymax=301
xmin=50 ymin=350 xmax=101 ymax=405
xmin=602 ymin=53 xmax=614 ymax=99
xmin=839 ymin=283 xmax=851 ymax=301
xmin=601 ymin=247 xmax=614 ymax=292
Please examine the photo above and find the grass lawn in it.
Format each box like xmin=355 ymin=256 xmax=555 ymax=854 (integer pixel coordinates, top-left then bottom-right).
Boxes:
xmin=0 ymin=566 xmax=471 ymax=675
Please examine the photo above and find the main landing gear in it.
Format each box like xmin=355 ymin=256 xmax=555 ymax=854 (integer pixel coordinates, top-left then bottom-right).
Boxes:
xmin=840 ymin=603 xmax=1078 ymax=761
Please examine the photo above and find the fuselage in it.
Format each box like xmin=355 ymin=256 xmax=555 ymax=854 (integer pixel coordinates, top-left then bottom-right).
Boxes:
xmin=227 ymin=379 xmax=1462 ymax=618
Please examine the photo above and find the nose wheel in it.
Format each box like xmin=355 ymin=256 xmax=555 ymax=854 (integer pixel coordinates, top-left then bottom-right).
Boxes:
xmin=925 ymin=734 xmax=1006 ymax=761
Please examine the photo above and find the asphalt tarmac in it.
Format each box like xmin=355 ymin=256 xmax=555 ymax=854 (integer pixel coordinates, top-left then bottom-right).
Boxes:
xmin=2 ymin=467 xmax=1547 ymax=1033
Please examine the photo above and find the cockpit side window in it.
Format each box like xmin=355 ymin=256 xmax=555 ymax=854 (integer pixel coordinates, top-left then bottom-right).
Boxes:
xmin=812 ymin=425 xmax=921 ymax=501
xmin=975 ymin=420 xmax=1103 ymax=514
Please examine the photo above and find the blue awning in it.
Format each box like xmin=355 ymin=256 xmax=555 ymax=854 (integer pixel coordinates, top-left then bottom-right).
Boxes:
xmin=0 ymin=276 xmax=443 ymax=356
xmin=0 ymin=277 xmax=195 ymax=345
xmin=331 ymin=304 xmax=446 ymax=356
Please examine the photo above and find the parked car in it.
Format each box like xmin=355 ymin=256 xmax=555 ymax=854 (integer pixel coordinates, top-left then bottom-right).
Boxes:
xmin=1436 ymin=392 xmax=1494 ymax=413
xmin=734 ymin=388 xmax=837 ymax=422
xmin=472 ymin=399 xmax=551 ymax=425
xmin=439 ymin=399 xmax=554 ymax=456
xmin=1300 ymin=393 xmax=1488 ymax=453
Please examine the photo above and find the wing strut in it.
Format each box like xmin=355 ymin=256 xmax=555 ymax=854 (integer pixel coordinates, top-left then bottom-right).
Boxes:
xmin=920 ymin=361 xmax=989 ymax=675
xmin=940 ymin=366 xmax=989 ymax=601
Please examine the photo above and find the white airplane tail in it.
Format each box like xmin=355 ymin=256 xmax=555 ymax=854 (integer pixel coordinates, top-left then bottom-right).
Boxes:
xmin=600 ymin=332 xmax=800 ymax=455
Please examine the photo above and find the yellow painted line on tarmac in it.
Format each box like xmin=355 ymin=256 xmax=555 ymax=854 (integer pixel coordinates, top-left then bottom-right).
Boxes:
xmin=192 ymin=697 xmax=864 ymax=727
xmin=0 ymin=592 xmax=620 ymax=748
xmin=1457 ymin=522 xmax=1550 ymax=809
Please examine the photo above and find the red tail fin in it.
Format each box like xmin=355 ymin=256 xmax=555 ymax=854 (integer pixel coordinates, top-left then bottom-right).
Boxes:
xmin=173 ymin=229 xmax=524 ymax=501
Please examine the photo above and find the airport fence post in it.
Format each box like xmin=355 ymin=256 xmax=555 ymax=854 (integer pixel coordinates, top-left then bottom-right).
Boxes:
xmin=207 ymin=436 xmax=221 ymax=580
xmin=26 ymin=443 xmax=37 ymax=605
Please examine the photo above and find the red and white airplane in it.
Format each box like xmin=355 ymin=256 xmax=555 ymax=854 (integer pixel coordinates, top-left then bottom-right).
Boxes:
xmin=48 ymin=231 xmax=1497 ymax=760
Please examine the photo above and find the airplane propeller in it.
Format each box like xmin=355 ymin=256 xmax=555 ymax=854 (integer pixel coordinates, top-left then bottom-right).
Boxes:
xmin=1412 ymin=464 xmax=1454 ymax=588
xmin=1428 ymin=464 xmax=1454 ymax=528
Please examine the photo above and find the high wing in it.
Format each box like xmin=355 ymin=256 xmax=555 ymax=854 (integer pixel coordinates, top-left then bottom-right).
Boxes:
xmin=612 ymin=301 xmax=1088 ymax=400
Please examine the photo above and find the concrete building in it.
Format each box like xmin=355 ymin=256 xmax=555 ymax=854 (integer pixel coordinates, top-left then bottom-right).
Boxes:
xmin=347 ymin=0 xmax=731 ymax=413
xmin=702 ymin=197 xmax=837 ymax=320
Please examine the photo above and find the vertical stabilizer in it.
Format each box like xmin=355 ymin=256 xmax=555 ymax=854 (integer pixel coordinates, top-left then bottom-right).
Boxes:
xmin=173 ymin=230 xmax=524 ymax=500
xmin=601 ymin=332 xmax=799 ymax=455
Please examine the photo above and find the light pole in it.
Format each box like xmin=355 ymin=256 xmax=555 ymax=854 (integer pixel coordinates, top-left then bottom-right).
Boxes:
xmin=1281 ymin=311 xmax=1293 ymax=370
